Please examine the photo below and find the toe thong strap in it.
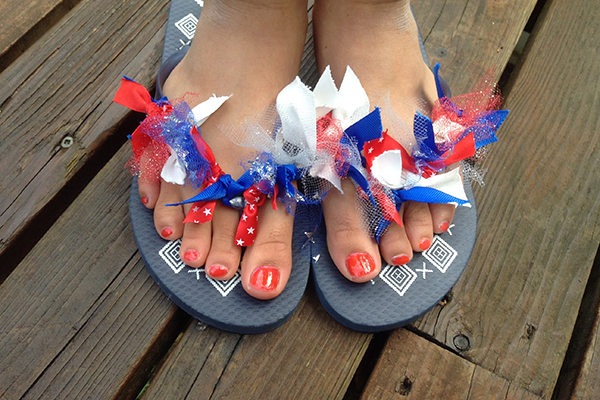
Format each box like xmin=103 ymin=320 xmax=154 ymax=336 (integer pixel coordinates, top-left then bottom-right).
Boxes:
xmin=324 ymin=64 xmax=509 ymax=239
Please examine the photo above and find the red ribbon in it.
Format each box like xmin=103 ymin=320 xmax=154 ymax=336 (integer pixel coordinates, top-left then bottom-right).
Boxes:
xmin=235 ymin=186 xmax=267 ymax=246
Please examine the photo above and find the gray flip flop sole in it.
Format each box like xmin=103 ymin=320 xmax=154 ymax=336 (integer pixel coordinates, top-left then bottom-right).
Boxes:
xmin=312 ymin=180 xmax=477 ymax=332
xmin=128 ymin=0 xmax=310 ymax=334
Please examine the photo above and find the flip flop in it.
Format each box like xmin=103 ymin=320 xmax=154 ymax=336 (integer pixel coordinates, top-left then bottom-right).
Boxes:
xmin=125 ymin=0 xmax=311 ymax=334
xmin=311 ymin=9 xmax=507 ymax=332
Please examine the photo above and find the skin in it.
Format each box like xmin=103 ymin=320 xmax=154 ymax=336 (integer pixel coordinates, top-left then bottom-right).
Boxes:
xmin=139 ymin=0 xmax=456 ymax=300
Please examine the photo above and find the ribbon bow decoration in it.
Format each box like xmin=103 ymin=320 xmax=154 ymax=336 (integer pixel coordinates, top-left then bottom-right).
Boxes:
xmin=113 ymin=76 xmax=230 ymax=187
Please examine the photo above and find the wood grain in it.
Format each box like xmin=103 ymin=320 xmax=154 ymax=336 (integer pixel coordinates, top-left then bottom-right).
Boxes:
xmin=0 ymin=0 xmax=74 ymax=59
xmin=0 ymin=0 xmax=168 ymax=257
xmin=0 ymin=145 xmax=184 ymax=400
xmin=413 ymin=0 xmax=600 ymax=397
xmin=362 ymin=329 xmax=542 ymax=400
xmin=144 ymin=287 xmax=372 ymax=400
xmin=413 ymin=0 xmax=537 ymax=92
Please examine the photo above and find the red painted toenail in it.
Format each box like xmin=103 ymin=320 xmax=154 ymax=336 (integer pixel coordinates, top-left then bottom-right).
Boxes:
xmin=250 ymin=266 xmax=279 ymax=291
xmin=183 ymin=250 xmax=199 ymax=262
xmin=209 ymin=265 xmax=228 ymax=278
xmin=392 ymin=254 xmax=410 ymax=266
xmin=419 ymin=238 xmax=431 ymax=251
xmin=161 ymin=227 xmax=173 ymax=238
xmin=439 ymin=221 xmax=449 ymax=232
xmin=346 ymin=253 xmax=375 ymax=278
xmin=141 ymin=196 xmax=149 ymax=205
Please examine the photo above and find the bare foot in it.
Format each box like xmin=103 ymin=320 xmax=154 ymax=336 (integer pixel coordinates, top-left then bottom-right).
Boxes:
xmin=138 ymin=0 xmax=308 ymax=299
xmin=314 ymin=0 xmax=456 ymax=281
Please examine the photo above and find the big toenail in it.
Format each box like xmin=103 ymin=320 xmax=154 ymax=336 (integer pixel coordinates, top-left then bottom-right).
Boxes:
xmin=346 ymin=253 xmax=375 ymax=278
xmin=439 ymin=221 xmax=449 ymax=232
xmin=141 ymin=196 xmax=149 ymax=205
xmin=250 ymin=266 xmax=279 ymax=291
xmin=209 ymin=265 xmax=228 ymax=278
xmin=419 ymin=238 xmax=431 ymax=251
xmin=392 ymin=254 xmax=410 ymax=265
xmin=183 ymin=250 xmax=199 ymax=262
xmin=161 ymin=227 xmax=173 ymax=238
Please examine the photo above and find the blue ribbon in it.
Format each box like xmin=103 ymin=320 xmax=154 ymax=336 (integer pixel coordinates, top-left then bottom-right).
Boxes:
xmin=344 ymin=108 xmax=383 ymax=152
xmin=168 ymin=171 xmax=253 ymax=206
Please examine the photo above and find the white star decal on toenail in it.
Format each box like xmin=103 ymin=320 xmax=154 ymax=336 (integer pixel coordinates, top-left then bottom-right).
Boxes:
xmin=247 ymin=227 xmax=255 ymax=234
xmin=236 ymin=238 xmax=244 ymax=246
xmin=203 ymin=207 xmax=212 ymax=216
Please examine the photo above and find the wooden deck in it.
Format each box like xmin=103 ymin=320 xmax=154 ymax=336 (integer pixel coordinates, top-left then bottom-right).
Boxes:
xmin=1 ymin=0 xmax=599 ymax=398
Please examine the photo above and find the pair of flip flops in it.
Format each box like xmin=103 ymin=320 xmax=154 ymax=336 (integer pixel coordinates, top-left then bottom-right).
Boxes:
xmin=127 ymin=0 xmax=485 ymax=334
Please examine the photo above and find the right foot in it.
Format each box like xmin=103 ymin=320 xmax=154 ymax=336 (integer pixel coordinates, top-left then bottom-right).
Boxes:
xmin=138 ymin=0 xmax=308 ymax=300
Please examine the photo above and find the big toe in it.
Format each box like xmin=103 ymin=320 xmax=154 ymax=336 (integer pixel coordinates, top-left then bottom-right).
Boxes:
xmin=322 ymin=179 xmax=381 ymax=283
xmin=241 ymin=200 xmax=294 ymax=300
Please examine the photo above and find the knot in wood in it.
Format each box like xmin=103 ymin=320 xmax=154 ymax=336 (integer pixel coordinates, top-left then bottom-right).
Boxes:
xmin=394 ymin=376 xmax=412 ymax=395
xmin=453 ymin=333 xmax=471 ymax=351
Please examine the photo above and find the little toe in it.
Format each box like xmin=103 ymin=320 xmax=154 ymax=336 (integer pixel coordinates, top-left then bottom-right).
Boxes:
xmin=403 ymin=201 xmax=434 ymax=252
xmin=241 ymin=201 xmax=294 ymax=300
xmin=379 ymin=204 xmax=414 ymax=265
xmin=138 ymin=180 xmax=160 ymax=209
xmin=429 ymin=203 xmax=456 ymax=234
xmin=204 ymin=203 xmax=243 ymax=280
xmin=153 ymin=180 xmax=185 ymax=240
xmin=322 ymin=179 xmax=381 ymax=283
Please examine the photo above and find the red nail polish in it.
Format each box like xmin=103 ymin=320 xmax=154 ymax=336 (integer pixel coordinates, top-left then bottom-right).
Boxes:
xmin=419 ymin=238 xmax=431 ymax=251
xmin=346 ymin=253 xmax=375 ymax=277
xmin=183 ymin=250 xmax=199 ymax=262
xmin=250 ymin=266 xmax=279 ymax=291
xmin=141 ymin=196 xmax=149 ymax=205
xmin=392 ymin=254 xmax=410 ymax=265
xmin=209 ymin=265 xmax=228 ymax=278
xmin=439 ymin=221 xmax=449 ymax=232
xmin=161 ymin=227 xmax=173 ymax=238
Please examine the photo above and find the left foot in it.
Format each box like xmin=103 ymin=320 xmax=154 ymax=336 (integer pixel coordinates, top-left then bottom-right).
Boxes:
xmin=314 ymin=0 xmax=456 ymax=281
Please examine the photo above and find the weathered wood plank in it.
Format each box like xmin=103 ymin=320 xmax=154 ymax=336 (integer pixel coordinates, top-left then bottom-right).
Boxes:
xmin=413 ymin=0 xmax=537 ymax=91
xmin=413 ymin=0 xmax=600 ymax=397
xmin=0 ymin=144 xmax=185 ymax=400
xmin=143 ymin=287 xmax=372 ymax=400
xmin=0 ymin=0 xmax=169 ymax=258
xmin=0 ymin=0 xmax=75 ymax=61
xmin=362 ymin=329 xmax=542 ymax=400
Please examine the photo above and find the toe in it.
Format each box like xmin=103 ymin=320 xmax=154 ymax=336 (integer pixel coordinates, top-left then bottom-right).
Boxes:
xmin=179 ymin=211 xmax=212 ymax=268
xmin=379 ymin=203 xmax=413 ymax=265
xmin=322 ymin=179 xmax=381 ymax=282
xmin=204 ymin=203 xmax=243 ymax=280
xmin=138 ymin=180 xmax=160 ymax=209
xmin=403 ymin=201 xmax=434 ymax=252
xmin=241 ymin=200 xmax=294 ymax=300
xmin=429 ymin=203 xmax=455 ymax=234
xmin=154 ymin=180 xmax=185 ymax=240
